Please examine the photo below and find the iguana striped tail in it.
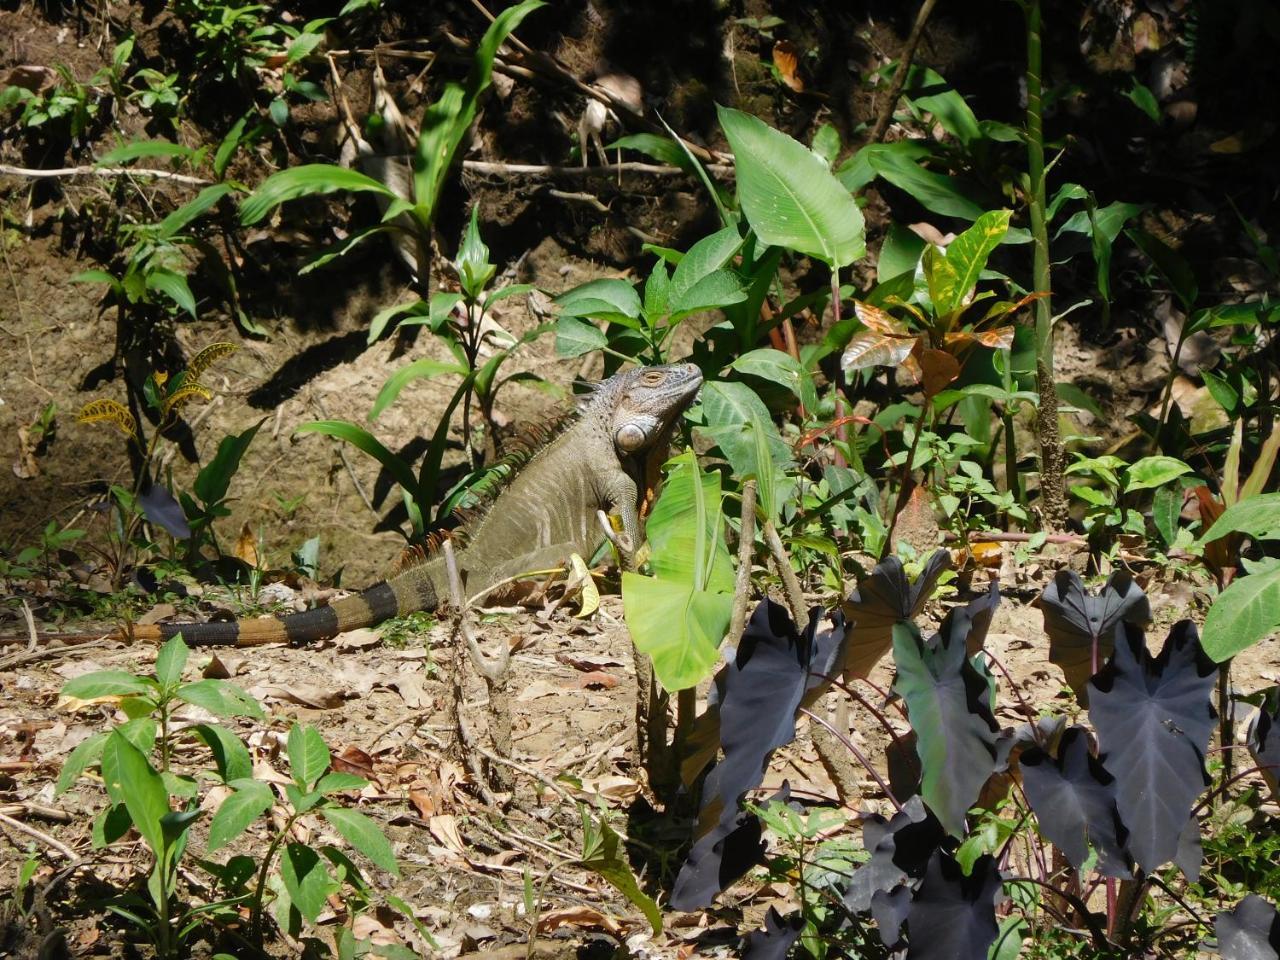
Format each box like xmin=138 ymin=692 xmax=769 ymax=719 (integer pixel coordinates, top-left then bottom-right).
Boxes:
xmin=128 ymin=560 xmax=444 ymax=647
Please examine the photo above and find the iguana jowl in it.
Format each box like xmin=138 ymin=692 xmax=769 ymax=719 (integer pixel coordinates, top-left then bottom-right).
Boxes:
xmin=132 ymin=363 xmax=703 ymax=647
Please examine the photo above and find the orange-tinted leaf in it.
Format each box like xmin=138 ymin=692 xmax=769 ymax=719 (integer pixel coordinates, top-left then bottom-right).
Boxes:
xmin=920 ymin=348 xmax=961 ymax=397
xmin=970 ymin=541 xmax=1003 ymax=567
xmin=772 ymin=41 xmax=804 ymax=92
xmin=854 ymin=299 xmax=909 ymax=335
xmin=945 ymin=326 xmax=1016 ymax=351
xmin=235 ymin=522 xmax=259 ymax=567
xmin=841 ymin=330 xmax=918 ymax=372
xmin=902 ymin=350 xmax=922 ymax=382
xmin=882 ymin=295 xmax=928 ymax=326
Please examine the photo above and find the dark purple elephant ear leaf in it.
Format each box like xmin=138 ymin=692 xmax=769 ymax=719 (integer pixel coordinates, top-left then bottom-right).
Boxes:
xmin=871 ymin=885 xmax=912 ymax=948
xmin=1040 ymin=570 xmax=1150 ymax=704
xmin=670 ymin=597 xmax=844 ymax=911
xmin=1246 ymin=686 xmax=1280 ymax=802
xmin=842 ymin=795 xmax=944 ymax=913
xmin=140 ymin=482 xmax=192 ymax=539
xmin=741 ymin=906 xmax=804 ymax=960
xmin=1088 ymin=620 xmax=1217 ymax=874
xmin=893 ymin=590 xmax=1000 ymax=837
xmin=905 ymin=851 xmax=1005 ymax=960
xmin=842 ymin=548 xmax=951 ymax=677
xmin=1214 ymin=895 xmax=1280 ymax=960
xmin=1019 ymin=726 xmax=1131 ymax=878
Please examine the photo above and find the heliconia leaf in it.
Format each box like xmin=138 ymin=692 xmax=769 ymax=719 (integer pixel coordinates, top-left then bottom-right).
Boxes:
xmin=1088 ymin=621 xmax=1217 ymax=874
xmin=1020 ymin=726 xmax=1131 ymax=877
xmin=840 ymin=549 xmax=951 ymax=678
xmin=904 ymin=852 xmax=1005 ymax=960
xmin=717 ymin=105 xmax=866 ymax=268
xmin=1247 ymin=687 xmax=1279 ymax=802
xmin=892 ymin=601 xmax=1000 ymax=838
xmin=1039 ymin=570 xmax=1151 ymax=704
xmin=840 ymin=330 xmax=918 ymax=373
xmin=1214 ymin=895 xmax=1280 ymax=960
xmin=742 ymin=907 xmax=805 ymax=960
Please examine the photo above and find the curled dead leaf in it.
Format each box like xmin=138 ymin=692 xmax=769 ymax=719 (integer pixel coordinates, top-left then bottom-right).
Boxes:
xmin=537 ymin=905 xmax=626 ymax=938
xmin=772 ymin=40 xmax=804 ymax=92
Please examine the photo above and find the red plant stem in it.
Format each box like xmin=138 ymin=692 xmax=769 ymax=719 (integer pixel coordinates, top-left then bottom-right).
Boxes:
xmin=799 ymin=707 xmax=906 ymax=814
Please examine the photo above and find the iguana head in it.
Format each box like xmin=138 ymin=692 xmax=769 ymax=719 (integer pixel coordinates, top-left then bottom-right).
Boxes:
xmin=605 ymin=363 xmax=703 ymax=456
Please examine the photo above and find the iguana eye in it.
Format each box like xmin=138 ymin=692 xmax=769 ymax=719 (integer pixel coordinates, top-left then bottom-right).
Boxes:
xmin=615 ymin=423 xmax=646 ymax=451
xmin=642 ymin=370 xmax=664 ymax=385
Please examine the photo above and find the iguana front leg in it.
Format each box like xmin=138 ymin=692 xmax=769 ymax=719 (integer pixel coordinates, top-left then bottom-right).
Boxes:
xmin=601 ymin=471 xmax=641 ymax=569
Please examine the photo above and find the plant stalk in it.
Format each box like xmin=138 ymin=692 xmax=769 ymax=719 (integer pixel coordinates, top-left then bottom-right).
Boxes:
xmin=1023 ymin=0 xmax=1068 ymax=531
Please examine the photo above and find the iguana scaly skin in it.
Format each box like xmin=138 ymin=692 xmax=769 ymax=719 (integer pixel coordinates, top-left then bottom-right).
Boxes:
xmin=130 ymin=363 xmax=703 ymax=647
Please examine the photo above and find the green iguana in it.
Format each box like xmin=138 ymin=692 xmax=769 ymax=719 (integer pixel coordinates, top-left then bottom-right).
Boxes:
xmin=129 ymin=363 xmax=703 ymax=647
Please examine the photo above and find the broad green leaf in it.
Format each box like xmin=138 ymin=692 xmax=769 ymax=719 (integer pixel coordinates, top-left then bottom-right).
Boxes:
xmin=903 ymin=64 xmax=981 ymax=145
xmin=606 ymin=132 xmax=691 ymax=170
xmin=279 ymin=842 xmax=338 ymax=923
xmin=645 ymin=451 xmax=735 ymax=592
xmin=240 ymin=165 xmax=398 ymax=226
xmin=369 ymin=359 xmax=466 ymax=421
xmin=866 ymin=147 xmax=985 ymax=220
xmin=668 ymin=269 xmax=747 ymax=320
xmin=835 ymin=140 xmax=932 ymax=193
xmin=1124 ymin=455 xmax=1192 ymax=493
xmin=368 ymin=298 xmax=428 ymax=344
xmin=158 ymin=183 xmax=235 ymax=239
xmin=192 ymin=723 xmax=255 ymax=782
xmin=154 ymin=636 xmax=188 ymax=687
xmin=877 ymin=222 xmax=927 ymax=283
xmin=928 ymin=210 xmax=1011 ymax=318
xmin=554 ymin=278 xmax=642 ymax=327
xmin=206 ymin=780 xmax=273 ymax=851
xmin=321 ymin=806 xmax=400 ymax=876
xmin=668 ymin=226 xmax=744 ymax=307
xmin=730 ymin=348 xmax=818 ymax=413
xmin=294 ymin=421 xmax=419 ymax=504
xmin=314 ymin=771 xmax=368 ymax=794
xmin=56 ymin=731 xmax=110 ymax=795
xmin=146 ymin=268 xmax=197 ymax=318
xmin=194 ymin=419 xmax=265 ymax=508
xmin=697 ymin=380 xmax=792 ymax=481
xmin=287 ymin=724 xmax=331 ymax=790
xmin=554 ymin=315 xmax=607 ymax=358
xmin=1203 ymin=561 xmax=1280 ymax=662
xmin=178 ymin=679 xmax=264 ymax=719
xmin=1152 ymin=486 xmax=1181 ymax=547
xmin=1127 ymin=228 xmax=1199 ymax=310
xmin=61 ymin=670 xmax=153 ymax=700
xmin=579 ymin=810 xmax=662 ymax=933
xmin=98 ymin=139 xmax=202 ymax=165
xmin=299 ymin=224 xmax=393 ymax=276
xmin=1200 ymin=493 xmax=1280 ymax=545
xmin=717 ymin=105 xmax=865 ymax=268
xmin=622 ymin=573 xmax=733 ymax=692
xmin=100 ymin=732 xmax=169 ymax=854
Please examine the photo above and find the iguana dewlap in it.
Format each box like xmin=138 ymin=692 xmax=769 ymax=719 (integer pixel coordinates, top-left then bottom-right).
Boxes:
xmin=129 ymin=363 xmax=703 ymax=647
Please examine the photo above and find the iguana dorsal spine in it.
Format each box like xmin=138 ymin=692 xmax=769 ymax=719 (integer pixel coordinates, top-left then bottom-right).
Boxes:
xmin=130 ymin=363 xmax=703 ymax=647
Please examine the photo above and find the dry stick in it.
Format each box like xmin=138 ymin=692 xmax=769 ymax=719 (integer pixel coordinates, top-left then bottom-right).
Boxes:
xmin=762 ymin=519 xmax=808 ymax=634
xmin=943 ymin=530 xmax=1086 ymax=545
xmin=726 ymin=480 xmax=759 ymax=646
xmin=443 ymin=540 xmax=512 ymax=792
xmin=868 ymin=0 xmax=942 ymax=144
xmin=0 ymin=811 xmax=82 ymax=862
xmin=465 ymin=159 xmax=734 ymax=178
xmin=0 ymin=163 xmax=211 ymax=185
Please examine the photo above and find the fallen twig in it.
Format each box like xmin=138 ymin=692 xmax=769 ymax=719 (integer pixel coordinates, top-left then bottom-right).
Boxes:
xmin=0 ymin=810 xmax=82 ymax=862
xmin=0 ymin=163 xmax=211 ymax=185
xmin=869 ymin=0 xmax=942 ymax=144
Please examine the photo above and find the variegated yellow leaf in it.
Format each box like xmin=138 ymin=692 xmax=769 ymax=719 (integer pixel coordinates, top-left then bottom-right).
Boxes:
xmin=78 ymin=399 xmax=138 ymax=440
xmin=161 ymin=382 xmax=214 ymax=418
xmin=186 ymin=342 xmax=237 ymax=383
